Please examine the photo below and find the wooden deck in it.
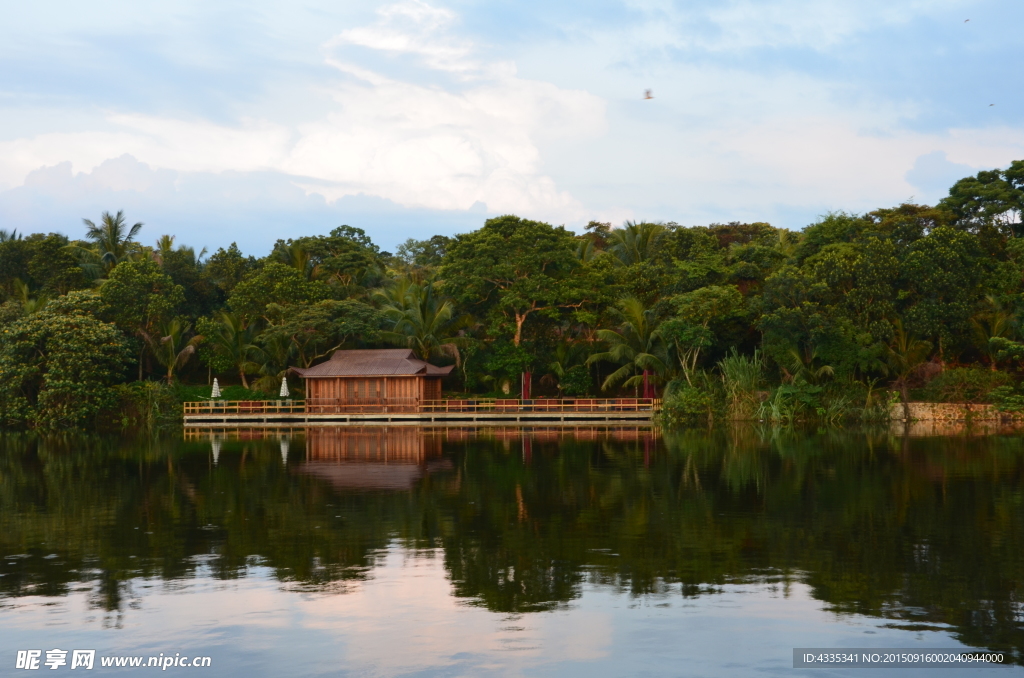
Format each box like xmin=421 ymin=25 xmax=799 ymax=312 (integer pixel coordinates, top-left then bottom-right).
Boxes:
xmin=182 ymin=398 xmax=661 ymax=426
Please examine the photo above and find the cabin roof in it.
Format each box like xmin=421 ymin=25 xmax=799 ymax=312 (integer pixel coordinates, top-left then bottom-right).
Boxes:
xmin=289 ymin=349 xmax=454 ymax=378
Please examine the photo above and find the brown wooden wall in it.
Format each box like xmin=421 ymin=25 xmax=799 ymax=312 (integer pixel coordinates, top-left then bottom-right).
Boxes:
xmin=422 ymin=377 xmax=441 ymax=401
xmin=305 ymin=376 xmax=444 ymax=412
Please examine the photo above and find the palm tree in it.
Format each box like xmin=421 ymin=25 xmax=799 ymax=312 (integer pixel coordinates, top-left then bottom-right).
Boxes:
xmin=972 ymin=295 xmax=1017 ymax=370
xmin=152 ymin=234 xmax=207 ymax=271
xmin=203 ymin=311 xmax=262 ymax=389
xmin=543 ymin=341 xmax=590 ymax=396
xmin=276 ymin=242 xmax=316 ymax=280
xmin=155 ymin=234 xmax=176 ymax=261
xmin=886 ymin=318 xmax=932 ymax=420
xmin=784 ymin=344 xmax=834 ymax=385
xmin=374 ymin=278 xmax=470 ymax=364
xmin=83 ymin=210 xmax=143 ymax=273
xmin=575 ymin=238 xmax=598 ymax=263
xmin=587 ymin=296 xmax=668 ymax=396
xmin=144 ymin=318 xmax=203 ymax=384
xmin=12 ymin=279 xmax=48 ymax=315
xmin=607 ymin=221 xmax=665 ymax=266
xmin=253 ymin=333 xmax=295 ymax=394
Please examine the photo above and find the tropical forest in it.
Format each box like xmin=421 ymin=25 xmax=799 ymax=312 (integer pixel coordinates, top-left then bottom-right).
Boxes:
xmin=2 ymin=161 xmax=1024 ymax=431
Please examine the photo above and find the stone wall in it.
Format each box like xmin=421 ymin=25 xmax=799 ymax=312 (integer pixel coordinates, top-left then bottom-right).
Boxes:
xmin=889 ymin=402 xmax=1019 ymax=422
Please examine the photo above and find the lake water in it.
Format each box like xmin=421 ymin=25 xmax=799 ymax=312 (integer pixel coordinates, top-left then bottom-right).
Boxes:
xmin=1 ymin=426 xmax=1022 ymax=676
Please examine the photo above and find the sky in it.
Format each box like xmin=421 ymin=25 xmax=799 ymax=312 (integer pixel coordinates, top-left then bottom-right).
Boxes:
xmin=1 ymin=0 xmax=1021 ymax=255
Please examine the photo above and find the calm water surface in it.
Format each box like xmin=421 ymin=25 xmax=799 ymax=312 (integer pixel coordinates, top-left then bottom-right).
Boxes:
xmin=1 ymin=426 xmax=1022 ymax=676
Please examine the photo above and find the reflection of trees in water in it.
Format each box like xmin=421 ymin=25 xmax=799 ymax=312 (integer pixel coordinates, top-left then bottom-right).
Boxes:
xmin=1 ymin=428 xmax=1022 ymax=661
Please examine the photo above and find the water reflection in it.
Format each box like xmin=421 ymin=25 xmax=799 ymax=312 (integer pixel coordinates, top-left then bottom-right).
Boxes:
xmin=0 ymin=426 xmax=1022 ymax=667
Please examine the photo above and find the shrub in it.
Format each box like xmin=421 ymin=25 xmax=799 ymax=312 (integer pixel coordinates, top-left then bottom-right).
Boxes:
xmin=660 ymin=381 xmax=720 ymax=427
xmin=919 ymin=367 xmax=1011 ymax=403
xmin=990 ymin=385 xmax=1024 ymax=413
xmin=172 ymin=383 xmax=275 ymax=402
xmin=560 ymin=365 xmax=591 ymax=396
xmin=101 ymin=381 xmax=180 ymax=431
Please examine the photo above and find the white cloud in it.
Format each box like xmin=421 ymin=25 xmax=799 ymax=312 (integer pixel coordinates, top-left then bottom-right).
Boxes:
xmin=1 ymin=0 xmax=1016 ymax=239
xmin=289 ymin=1 xmax=605 ymax=219
xmin=0 ymin=116 xmax=292 ymax=190
xmin=0 ymin=1 xmax=605 ymax=225
xmin=331 ymin=0 xmax=474 ymax=73
xmin=285 ymin=62 xmax=603 ymax=217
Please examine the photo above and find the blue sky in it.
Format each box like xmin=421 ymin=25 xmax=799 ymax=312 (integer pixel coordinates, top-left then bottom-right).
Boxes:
xmin=1 ymin=0 xmax=1021 ymax=255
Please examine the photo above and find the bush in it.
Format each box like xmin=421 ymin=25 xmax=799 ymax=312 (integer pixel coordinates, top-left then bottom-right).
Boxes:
xmin=990 ymin=385 xmax=1024 ymax=413
xmin=560 ymin=365 xmax=591 ymax=396
xmin=660 ymin=382 xmax=720 ymax=427
xmin=99 ymin=382 xmax=180 ymax=431
xmin=757 ymin=384 xmax=818 ymax=423
xmin=918 ymin=367 xmax=1011 ymax=403
xmin=172 ymin=383 xmax=276 ymax=402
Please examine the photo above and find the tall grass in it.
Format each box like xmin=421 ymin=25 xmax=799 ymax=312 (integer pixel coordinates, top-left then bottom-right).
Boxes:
xmin=718 ymin=348 xmax=764 ymax=420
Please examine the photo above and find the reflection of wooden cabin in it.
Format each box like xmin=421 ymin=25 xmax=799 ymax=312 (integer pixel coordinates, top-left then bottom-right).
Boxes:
xmin=304 ymin=426 xmax=442 ymax=462
xmin=298 ymin=427 xmax=447 ymax=491
xmin=290 ymin=349 xmax=454 ymax=413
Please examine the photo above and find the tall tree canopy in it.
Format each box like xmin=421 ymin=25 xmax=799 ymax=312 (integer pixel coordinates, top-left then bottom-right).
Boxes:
xmin=441 ymin=215 xmax=592 ymax=346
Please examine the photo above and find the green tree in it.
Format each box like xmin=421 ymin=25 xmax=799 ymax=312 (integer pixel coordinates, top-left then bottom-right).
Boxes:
xmin=145 ymin=318 xmax=203 ymax=384
xmin=971 ymin=296 xmax=1017 ymax=369
xmin=886 ymin=318 xmax=932 ymax=420
xmin=274 ymin=242 xmax=317 ymax=281
xmin=158 ymin=241 xmax=219 ymax=319
xmin=82 ymin=210 xmax=143 ymax=274
xmin=374 ymin=278 xmax=468 ymax=363
xmin=587 ymin=296 xmax=669 ymax=394
xmin=393 ymin=235 xmax=453 ymax=273
xmin=261 ymin=299 xmax=382 ymax=368
xmin=252 ymin=332 xmax=295 ymax=394
xmin=204 ymin=243 xmax=258 ymax=295
xmin=941 ymin=160 xmax=1024 ymax=237
xmin=196 ymin=312 xmax=262 ymax=389
xmin=442 ymin=215 xmax=590 ymax=346
xmin=0 ymin=236 xmax=31 ymax=300
xmin=607 ymin=221 xmax=665 ymax=266
xmin=662 ymin=285 xmax=743 ymax=386
xmin=228 ymin=262 xmax=331 ymax=321
xmin=0 ymin=291 xmax=131 ymax=429
xmin=100 ymin=259 xmax=185 ymax=381
xmin=900 ymin=226 xmax=1003 ymax=357
xmin=543 ymin=341 xmax=591 ymax=396
xmin=26 ymin=234 xmax=90 ymax=296
xmin=273 ymin=225 xmax=386 ymax=297
xmin=12 ymin=279 xmax=48 ymax=315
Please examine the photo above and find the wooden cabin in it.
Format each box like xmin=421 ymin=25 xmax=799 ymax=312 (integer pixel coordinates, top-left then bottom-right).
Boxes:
xmin=289 ymin=349 xmax=454 ymax=413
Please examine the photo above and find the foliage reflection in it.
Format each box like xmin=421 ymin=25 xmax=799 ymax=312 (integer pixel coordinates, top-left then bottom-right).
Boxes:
xmin=0 ymin=427 xmax=1021 ymax=660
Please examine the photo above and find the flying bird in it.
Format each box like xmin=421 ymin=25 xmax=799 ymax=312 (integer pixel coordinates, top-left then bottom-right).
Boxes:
xmin=644 ymin=89 xmax=654 ymax=100
xmin=964 ymin=18 xmax=970 ymax=22
xmin=990 ymin=103 xmax=995 ymax=106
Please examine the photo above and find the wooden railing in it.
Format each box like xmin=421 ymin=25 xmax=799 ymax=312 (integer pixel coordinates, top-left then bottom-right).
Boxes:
xmin=306 ymin=397 xmax=420 ymax=413
xmin=183 ymin=400 xmax=306 ymax=415
xmin=184 ymin=398 xmax=661 ymax=416
xmin=420 ymin=398 xmax=661 ymax=413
